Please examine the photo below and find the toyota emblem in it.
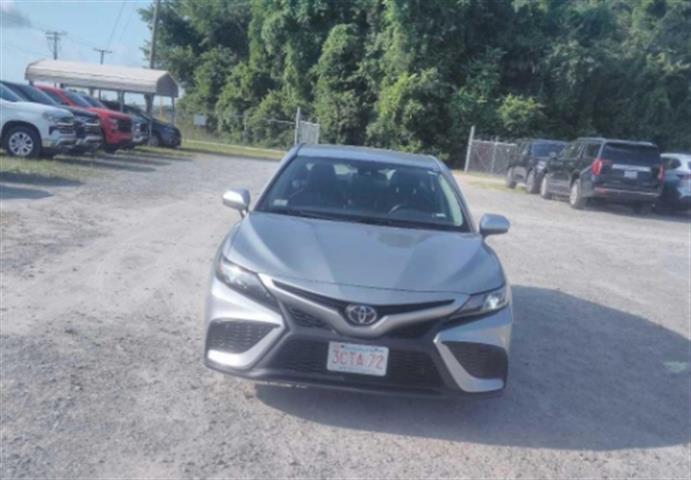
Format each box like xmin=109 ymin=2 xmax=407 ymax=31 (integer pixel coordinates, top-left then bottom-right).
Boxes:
xmin=345 ymin=304 xmax=379 ymax=326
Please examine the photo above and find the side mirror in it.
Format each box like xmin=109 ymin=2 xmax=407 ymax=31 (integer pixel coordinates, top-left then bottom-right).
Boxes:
xmin=479 ymin=213 xmax=510 ymax=237
xmin=222 ymin=189 xmax=250 ymax=217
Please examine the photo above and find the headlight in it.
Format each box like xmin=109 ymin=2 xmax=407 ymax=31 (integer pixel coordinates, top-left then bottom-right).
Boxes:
xmin=215 ymin=257 xmax=278 ymax=310
xmin=453 ymin=285 xmax=510 ymax=318
xmin=109 ymin=118 xmax=119 ymax=129
xmin=42 ymin=112 xmax=66 ymax=124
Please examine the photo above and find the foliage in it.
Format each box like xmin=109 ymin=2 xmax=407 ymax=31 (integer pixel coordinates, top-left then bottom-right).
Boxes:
xmin=142 ymin=0 xmax=691 ymax=159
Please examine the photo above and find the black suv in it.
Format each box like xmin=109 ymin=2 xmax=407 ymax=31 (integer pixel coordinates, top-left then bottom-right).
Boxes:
xmin=505 ymin=139 xmax=567 ymax=193
xmin=102 ymin=101 xmax=181 ymax=148
xmin=539 ymin=137 xmax=663 ymax=212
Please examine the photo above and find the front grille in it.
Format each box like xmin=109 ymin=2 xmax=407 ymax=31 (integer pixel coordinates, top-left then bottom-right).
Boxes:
xmin=117 ymin=118 xmax=132 ymax=132
xmin=207 ymin=320 xmax=276 ymax=354
xmin=269 ymin=339 xmax=443 ymax=389
xmin=444 ymin=342 xmax=507 ymax=379
xmin=274 ymin=281 xmax=453 ymax=317
xmin=287 ymin=306 xmax=331 ymax=330
xmin=84 ymin=122 xmax=101 ymax=135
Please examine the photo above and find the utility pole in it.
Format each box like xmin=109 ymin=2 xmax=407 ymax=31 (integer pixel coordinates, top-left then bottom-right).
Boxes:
xmin=146 ymin=0 xmax=161 ymax=117
xmin=93 ymin=48 xmax=113 ymax=64
xmin=45 ymin=31 xmax=66 ymax=60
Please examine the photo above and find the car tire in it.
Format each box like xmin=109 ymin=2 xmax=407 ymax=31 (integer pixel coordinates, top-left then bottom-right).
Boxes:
xmin=540 ymin=174 xmax=552 ymax=199
xmin=3 ymin=125 xmax=41 ymax=158
xmin=632 ymin=203 xmax=651 ymax=215
xmin=149 ymin=134 xmax=161 ymax=147
xmin=525 ymin=170 xmax=539 ymax=194
xmin=104 ymin=145 xmax=118 ymax=154
xmin=505 ymin=167 xmax=517 ymax=189
xmin=569 ymin=179 xmax=587 ymax=209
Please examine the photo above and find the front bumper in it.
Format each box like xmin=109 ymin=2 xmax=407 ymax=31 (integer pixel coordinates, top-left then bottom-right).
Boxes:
xmin=71 ymin=133 xmax=103 ymax=153
xmin=204 ymin=275 xmax=512 ymax=396
xmin=43 ymin=129 xmax=76 ymax=152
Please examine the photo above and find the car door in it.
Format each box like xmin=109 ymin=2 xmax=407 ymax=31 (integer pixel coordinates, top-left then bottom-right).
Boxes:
xmin=550 ymin=142 xmax=581 ymax=194
xmin=515 ymin=142 xmax=530 ymax=180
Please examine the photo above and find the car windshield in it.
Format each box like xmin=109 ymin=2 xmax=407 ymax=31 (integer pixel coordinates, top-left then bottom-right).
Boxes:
xmin=0 ymin=84 xmax=22 ymax=102
xmin=14 ymin=85 xmax=59 ymax=106
xmin=257 ymin=156 xmax=467 ymax=231
xmin=531 ymin=142 xmax=566 ymax=157
xmin=602 ymin=143 xmax=660 ymax=164
xmin=62 ymin=90 xmax=92 ymax=108
xmin=81 ymin=95 xmax=106 ymax=108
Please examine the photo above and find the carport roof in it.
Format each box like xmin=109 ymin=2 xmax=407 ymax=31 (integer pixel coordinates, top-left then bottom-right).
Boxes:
xmin=25 ymin=60 xmax=179 ymax=97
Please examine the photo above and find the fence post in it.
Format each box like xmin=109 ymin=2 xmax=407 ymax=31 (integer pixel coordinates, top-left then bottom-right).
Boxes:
xmin=489 ymin=137 xmax=498 ymax=174
xmin=464 ymin=125 xmax=475 ymax=172
xmin=294 ymin=107 xmax=301 ymax=145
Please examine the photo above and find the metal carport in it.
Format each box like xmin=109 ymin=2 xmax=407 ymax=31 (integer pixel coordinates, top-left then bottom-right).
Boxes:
xmin=25 ymin=59 xmax=179 ymax=128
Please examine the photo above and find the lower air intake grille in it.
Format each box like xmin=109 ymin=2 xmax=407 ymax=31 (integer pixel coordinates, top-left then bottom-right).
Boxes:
xmin=207 ymin=320 xmax=276 ymax=354
xmin=287 ymin=307 xmax=330 ymax=330
xmin=269 ymin=339 xmax=442 ymax=389
xmin=444 ymin=342 xmax=507 ymax=379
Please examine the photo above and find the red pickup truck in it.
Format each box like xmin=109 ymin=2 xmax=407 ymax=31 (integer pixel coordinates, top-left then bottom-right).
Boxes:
xmin=37 ymin=85 xmax=132 ymax=153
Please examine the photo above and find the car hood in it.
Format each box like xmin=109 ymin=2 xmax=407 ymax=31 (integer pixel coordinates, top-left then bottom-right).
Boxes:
xmin=89 ymin=107 xmax=129 ymax=120
xmin=9 ymin=101 xmax=73 ymax=118
xmin=224 ymin=212 xmax=504 ymax=295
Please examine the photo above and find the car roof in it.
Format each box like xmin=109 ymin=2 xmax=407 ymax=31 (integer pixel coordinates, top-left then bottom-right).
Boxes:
xmin=576 ymin=137 xmax=657 ymax=147
xmin=520 ymin=138 xmax=567 ymax=144
xmin=662 ymin=152 xmax=691 ymax=160
xmin=297 ymin=144 xmax=441 ymax=170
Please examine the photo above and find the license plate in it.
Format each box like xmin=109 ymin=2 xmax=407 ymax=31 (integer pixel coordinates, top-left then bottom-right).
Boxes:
xmin=327 ymin=342 xmax=388 ymax=376
xmin=624 ymin=170 xmax=638 ymax=179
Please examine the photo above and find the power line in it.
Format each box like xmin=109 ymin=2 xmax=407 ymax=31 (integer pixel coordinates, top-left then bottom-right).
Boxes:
xmin=106 ymin=1 xmax=127 ymax=50
xmin=117 ymin=3 xmax=137 ymax=44
xmin=1 ymin=42 xmax=47 ymax=58
xmin=45 ymin=31 xmax=67 ymax=60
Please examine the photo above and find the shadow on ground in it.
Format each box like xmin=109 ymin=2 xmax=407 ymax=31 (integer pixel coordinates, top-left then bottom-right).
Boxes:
xmin=256 ymin=285 xmax=690 ymax=451
xmin=50 ymin=156 xmax=156 ymax=173
xmin=0 ymin=184 xmax=52 ymax=200
xmin=0 ymin=171 xmax=82 ymax=187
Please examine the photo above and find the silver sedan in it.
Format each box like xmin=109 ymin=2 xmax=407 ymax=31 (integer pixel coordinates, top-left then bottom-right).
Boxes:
xmin=204 ymin=144 xmax=512 ymax=396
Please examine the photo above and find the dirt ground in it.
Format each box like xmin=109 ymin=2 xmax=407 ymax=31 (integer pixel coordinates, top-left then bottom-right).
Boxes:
xmin=1 ymin=149 xmax=689 ymax=479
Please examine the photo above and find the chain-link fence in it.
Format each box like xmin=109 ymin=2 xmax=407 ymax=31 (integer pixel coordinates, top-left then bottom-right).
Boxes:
xmin=462 ymin=127 xmax=517 ymax=175
xmin=173 ymin=107 xmax=320 ymax=151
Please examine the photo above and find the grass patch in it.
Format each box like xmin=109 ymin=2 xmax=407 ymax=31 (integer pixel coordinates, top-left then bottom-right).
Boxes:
xmin=180 ymin=139 xmax=284 ymax=160
xmin=0 ymin=152 xmax=97 ymax=181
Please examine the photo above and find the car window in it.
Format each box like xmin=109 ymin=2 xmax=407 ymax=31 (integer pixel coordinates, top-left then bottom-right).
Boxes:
xmin=582 ymin=143 xmax=601 ymax=162
xmin=662 ymin=157 xmax=681 ymax=170
xmin=16 ymin=85 xmax=59 ymax=106
xmin=42 ymin=89 xmax=69 ymax=106
xmin=531 ymin=142 xmax=566 ymax=157
xmin=560 ymin=143 xmax=579 ymax=159
xmin=62 ymin=90 xmax=92 ymax=108
xmin=601 ymin=143 xmax=660 ymax=164
xmin=257 ymin=155 xmax=468 ymax=231
xmin=0 ymin=84 xmax=21 ymax=102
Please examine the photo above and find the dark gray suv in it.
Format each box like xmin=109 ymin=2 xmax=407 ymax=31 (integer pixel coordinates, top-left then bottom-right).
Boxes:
xmin=505 ymin=139 xmax=567 ymax=193
xmin=540 ymin=137 xmax=664 ymax=212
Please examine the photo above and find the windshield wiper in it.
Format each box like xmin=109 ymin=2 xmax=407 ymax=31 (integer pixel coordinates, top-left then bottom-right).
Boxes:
xmin=265 ymin=206 xmax=341 ymax=221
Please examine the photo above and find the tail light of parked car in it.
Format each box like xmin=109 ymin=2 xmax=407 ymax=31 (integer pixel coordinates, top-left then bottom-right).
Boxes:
xmin=591 ymin=158 xmax=604 ymax=176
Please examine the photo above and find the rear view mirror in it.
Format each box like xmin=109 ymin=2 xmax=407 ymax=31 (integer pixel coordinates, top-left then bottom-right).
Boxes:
xmin=222 ymin=189 xmax=250 ymax=217
xmin=479 ymin=214 xmax=510 ymax=237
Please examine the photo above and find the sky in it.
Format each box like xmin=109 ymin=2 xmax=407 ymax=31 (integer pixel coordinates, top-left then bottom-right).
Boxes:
xmin=1 ymin=0 xmax=154 ymax=102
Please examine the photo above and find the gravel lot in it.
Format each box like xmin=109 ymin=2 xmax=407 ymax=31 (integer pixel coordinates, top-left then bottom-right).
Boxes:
xmin=1 ymin=149 xmax=689 ymax=479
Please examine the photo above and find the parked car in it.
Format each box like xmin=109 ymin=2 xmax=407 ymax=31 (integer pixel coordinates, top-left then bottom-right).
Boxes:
xmin=505 ymin=139 xmax=567 ymax=193
xmin=80 ymin=95 xmax=149 ymax=147
xmin=1 ymin=81 xmax=102 ymax=155
xmin=205 ymin=144 xmax=513 ymax=396
xmin=0 ymin=83 xmax=76 ymax=158
xmin=36 ymin=85 xmax=132 ymax=153
xmin=658 ymin=153 xmax=691 ymax=211
xmin=540 ymin=137 xmax=663 ymax=212
xmin=101 ymin=101 xmax=180 ymax=148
